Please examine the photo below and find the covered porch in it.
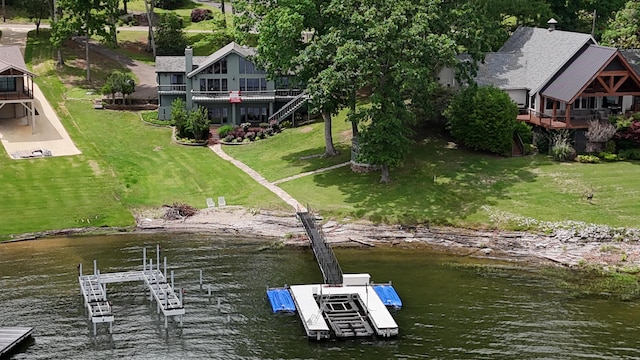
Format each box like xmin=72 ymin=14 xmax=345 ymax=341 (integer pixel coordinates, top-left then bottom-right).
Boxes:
xmin=521 ymin=46 xmax=640 ymax=130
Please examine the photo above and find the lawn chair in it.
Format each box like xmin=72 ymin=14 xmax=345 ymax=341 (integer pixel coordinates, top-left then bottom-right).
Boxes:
xmin=206 ymin=198 xmax=215 ymax=208
xmin=217 ymin=196 xmax=226 ymax=207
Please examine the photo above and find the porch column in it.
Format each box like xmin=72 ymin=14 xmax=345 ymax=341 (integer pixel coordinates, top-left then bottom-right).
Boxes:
xmin=552 ymin=100 xmax=557 ymax=123
xmin=269 ymin=102 xmax=273 ymax=117
xmin=232 ymin=103 xmax=237 ymax=125
xmin=539 ymin=95 xmax=545 ymax=114
xmin=565 ymin=103 xmax=572 ymax=127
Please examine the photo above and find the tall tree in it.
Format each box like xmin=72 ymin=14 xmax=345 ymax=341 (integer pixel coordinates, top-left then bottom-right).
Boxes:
xmin=234 ymin=0 xmax=343 ymax=157
xmin=155 ymin=13 xmax=187 ymax=56
xmin=602 ymin=0 xmax=640 ymax=48
xmin=54 ymin=0 xmax=110 ymax=81
xmin=25 ymin=0 xmax=50 ymax=34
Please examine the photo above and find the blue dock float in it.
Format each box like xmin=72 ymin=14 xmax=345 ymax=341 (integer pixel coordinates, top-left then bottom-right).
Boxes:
xmin=266 ymin=287 xmax=296 ymax=314
xmin=373 ymin=284 xmax=402 ymax=309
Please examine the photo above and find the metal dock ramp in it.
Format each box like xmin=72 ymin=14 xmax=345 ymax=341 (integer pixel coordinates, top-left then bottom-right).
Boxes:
xmin=297 ymin=211 xmax=343 ymax=284
xmin=78 ymin=245 xmax=185 ymax=335
xmin=0 ymin=327 xmax=34 ymax=357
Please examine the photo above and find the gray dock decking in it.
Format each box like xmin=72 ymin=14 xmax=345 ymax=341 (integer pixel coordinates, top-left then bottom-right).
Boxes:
xmin=0 ymin=327 xmax=34 ymax=357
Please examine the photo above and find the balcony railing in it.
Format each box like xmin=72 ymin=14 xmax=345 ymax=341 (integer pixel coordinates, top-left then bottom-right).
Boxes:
xmin=0 ymin=88 xmax=33 ymax=100
xmin=157 ymin=84 xmax=186 ymax=92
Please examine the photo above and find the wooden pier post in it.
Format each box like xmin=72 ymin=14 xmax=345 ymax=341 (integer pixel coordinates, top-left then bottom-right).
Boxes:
xmin=199 ymin=270 xmax=203 ymax=290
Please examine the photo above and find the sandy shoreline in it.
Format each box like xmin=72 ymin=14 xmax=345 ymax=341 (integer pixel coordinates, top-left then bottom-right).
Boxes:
xmin=6 ymin=206 xmax=640 ymax=269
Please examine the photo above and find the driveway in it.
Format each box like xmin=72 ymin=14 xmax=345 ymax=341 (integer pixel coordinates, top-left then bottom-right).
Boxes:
xmin=0 ymin=24 xmax=81 ymax=159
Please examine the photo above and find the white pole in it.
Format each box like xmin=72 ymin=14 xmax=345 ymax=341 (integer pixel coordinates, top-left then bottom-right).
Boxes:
xmin=109 ymin=321 xmax=112 ymax=334
xmin=79 ymin=263 xmax=83 ymax=276
xmin=164 ymin=256 xmax=167 ymax=278
xmin=143 ymin=247 xmax=147 ymax=273
xmin=208 ymin=284 xmax=211 ymax=297
xmin=199 ymin=270 xmax=203 ymax=289
xmin=179 ymin=288 xmax=183 ymax=305
xmin=93 ymin=323 xmax=96 ymax=336
xmin=93 ymin=259 xmax=97 ymax=275
xmin=156 ymin=244 xmax=160 ymax=273
xmin=103 ymin=284 xmax=107 ymax=301
xmin=171 ymin=270 xmax=174 ymax=289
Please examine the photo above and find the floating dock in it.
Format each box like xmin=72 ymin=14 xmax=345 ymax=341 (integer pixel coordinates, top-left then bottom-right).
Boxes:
xmin=288 ymin=274 xmax=399 ymax=340
xmin=78 ymin=245 xmax=185 ymax=335
xmin=373 ymin=283 xmax=402 ymax=309
xmin=0 ymin=327 xmax=33 ymax=357
xmin=266 ymin=287 xmax=296 ymax=314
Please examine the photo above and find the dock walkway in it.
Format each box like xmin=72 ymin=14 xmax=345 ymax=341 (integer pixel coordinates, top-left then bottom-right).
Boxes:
xmin=297 ymin=211 xmax=343 ymax=284
xmin=0 ymin=327 xmax=33 ymax=357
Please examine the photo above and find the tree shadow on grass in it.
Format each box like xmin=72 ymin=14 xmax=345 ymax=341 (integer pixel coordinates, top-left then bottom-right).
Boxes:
xmin=278 ymin=144 xmax=352 ymax=172
xmin=304 ymin=138 xmax=539 ymax=225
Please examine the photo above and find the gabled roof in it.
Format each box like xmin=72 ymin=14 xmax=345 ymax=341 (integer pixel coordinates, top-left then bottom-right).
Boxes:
xmin=620 ymin=49 xmax=640 ymax=77
xmin=155 ymin=56 xmax=207 ymax=73
xmin=476 ymin=26 xmax=595 ymax=93
xmin=541 ymin=45 xmax=617 ymax=103
xmin=187 ymin=42 xmax=256 ymax=78
xmin=0 ymin=46 xmax=36 ymax=77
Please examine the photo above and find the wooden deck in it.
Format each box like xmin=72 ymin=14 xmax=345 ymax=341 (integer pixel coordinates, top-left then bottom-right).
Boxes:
xmin=517 ymin=113 xmax=591 ymax=129
xmin=0 ymin=327 xmax=33 ymax=357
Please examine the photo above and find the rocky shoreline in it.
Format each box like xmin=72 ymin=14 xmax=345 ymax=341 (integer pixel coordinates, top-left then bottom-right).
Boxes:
xmin=6 ymin=206 xmax=640 ymax=270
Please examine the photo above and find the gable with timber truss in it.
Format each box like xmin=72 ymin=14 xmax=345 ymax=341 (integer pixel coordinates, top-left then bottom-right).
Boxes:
xmin=541 ymin=45 xmax=640 ymax=104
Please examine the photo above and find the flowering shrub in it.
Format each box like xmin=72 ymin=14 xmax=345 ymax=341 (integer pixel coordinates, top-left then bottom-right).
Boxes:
xmin=190 ymin=8 xmax=213 ymax=22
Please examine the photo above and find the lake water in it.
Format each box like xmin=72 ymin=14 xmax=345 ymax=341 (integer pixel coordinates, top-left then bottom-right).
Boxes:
xmin=1 ymin=233 xmax=640 ymax=359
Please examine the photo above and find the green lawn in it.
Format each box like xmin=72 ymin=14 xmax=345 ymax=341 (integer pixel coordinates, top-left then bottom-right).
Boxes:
xmin=224 ymin=114 xmax=353 ymax=182
xmin=125 ymin=0 xmax=228 ymax=31
xmin=229 ymin=123 xmax=640 ymax=229
xmin=0 ymin=30 xmax=285 ymax=241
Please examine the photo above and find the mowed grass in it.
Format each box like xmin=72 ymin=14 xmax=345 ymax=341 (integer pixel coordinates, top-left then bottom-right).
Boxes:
xmin=231 ymin=125 xmax=640 ymax=228
xmin=224 ymin=114 xmax=353 ymax=182
xmin=0 ymin=30 xmax=284 ymax=240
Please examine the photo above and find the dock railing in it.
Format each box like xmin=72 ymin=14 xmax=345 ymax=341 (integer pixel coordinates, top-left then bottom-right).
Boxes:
xmin=297 ymin=211 xmax=343 ymax=284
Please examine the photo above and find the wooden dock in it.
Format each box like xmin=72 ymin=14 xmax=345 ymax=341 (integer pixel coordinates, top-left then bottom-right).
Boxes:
xmin=297 ymin=211 xmax=343 ymax=284
xmin=0 ymin=327 xmax=34 ymax=357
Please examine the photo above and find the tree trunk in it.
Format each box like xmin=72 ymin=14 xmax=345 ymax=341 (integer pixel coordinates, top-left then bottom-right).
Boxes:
xmin=144 ymin=0 xmax=156 ymax=56
xmin=350 ymin=98 xmax=358 ymax=138
xmin=322 ymin=111 xmax=337 ymax=156
xmin=53 ymin=0 xmax=64 ymax=67
xmin=85 ymin=33 xmax=91 ymax=82
xmin=380 ymin=164 xmax=390 ymax=183
xmin=123 ymin=0 xmax=128 ymax=13
xmin=35 ymin=20 xmax=40 ymax=34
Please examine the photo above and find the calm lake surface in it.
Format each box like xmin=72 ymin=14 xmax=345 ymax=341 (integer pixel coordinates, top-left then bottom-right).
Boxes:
xmin=1 ymin=233 xmax=640 ymax=359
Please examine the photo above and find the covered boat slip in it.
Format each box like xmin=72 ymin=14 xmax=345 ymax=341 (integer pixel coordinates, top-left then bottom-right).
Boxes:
xmin=289 ymin=279 xmax=399 ymax=340
xmin=0 ymin=327 xmax=33 ymax=357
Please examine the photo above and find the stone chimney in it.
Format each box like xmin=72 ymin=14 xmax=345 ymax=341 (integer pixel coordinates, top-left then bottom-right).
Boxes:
xmin=185 ymin=46 xmax=193 ymax=110
xmin=548 ymin=18 xmax=558 ymax=31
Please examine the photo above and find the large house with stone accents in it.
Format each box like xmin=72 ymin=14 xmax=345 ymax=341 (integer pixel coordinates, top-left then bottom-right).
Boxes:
xmin=155 ymin=42 xmax=308 ymax=125
xmin=0 ymin=46 xmax=36 ymax=132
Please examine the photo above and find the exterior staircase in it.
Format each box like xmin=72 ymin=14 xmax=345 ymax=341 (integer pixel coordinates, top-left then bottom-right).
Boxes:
xmin=209 ymin=125 xmax=221 ymax=145
xmin=268 ymin=92 xmax=309 ymax=124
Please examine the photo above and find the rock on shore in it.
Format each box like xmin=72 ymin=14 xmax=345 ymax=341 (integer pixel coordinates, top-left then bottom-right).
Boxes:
xmin=134 ymin=206 xmax=640 ymax=269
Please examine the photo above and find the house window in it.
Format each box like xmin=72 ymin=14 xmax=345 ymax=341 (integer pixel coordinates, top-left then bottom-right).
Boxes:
xmin=239 ymin=58 xmax=265 ymax=74
xmin=545 ymin=98 xmax=559 ymax=110
xmin=240 ymin=106 xmax=268 ymax=123
xmin=574 ymin=97 xmax=596 ymax=109
xmin=0 ymin=77 xmax=16 ymax=92
xmin=201 ymin=78 xmax=229 ymax=91
xmin=206 ymin=58 xmax=228 ymax=74
xmin=170 ymin=74 xmax=184 ymax=84
xmin=239 ymin=78 xmax=266 ymax=91
xmin=209 ymin=107 xmax=228 ymax=123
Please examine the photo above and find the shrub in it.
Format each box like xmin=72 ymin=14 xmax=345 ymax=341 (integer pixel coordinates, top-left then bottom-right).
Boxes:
xmin=240 ymin=122 xmax=251 ymax=132
xmin=619 ymin=148 xmax=640 ymax=160
xmin=190 ymin=8 xmax=213 ymax=22
xmin=280 ymin=120 xmax=292 ymax=129
xmin=446 ymin=85 xmax=519 ymax=156
xmin=576 ymin=155 xmax=600 ymax=163
xmin=218 ymin=124 xmax=235 ymax=138
xmin=224 ymin=134 xmax=235 ymax=142
xmin=514 ymin=121 xmax=533 ymax=145
xmin=605 ymin=140 xmax=616 ymax=153
xmin=550 ymin=130 xmax=576 ymax=161
xmin=245 ymin=131 xmax=256 ymax=141
xmin=598 ymin=152 xmax=619 ymax=162
xmin=257 ymin=130 xmax=266 ymax=139
xmin=259 ymin=123 xmax=270 ymax=128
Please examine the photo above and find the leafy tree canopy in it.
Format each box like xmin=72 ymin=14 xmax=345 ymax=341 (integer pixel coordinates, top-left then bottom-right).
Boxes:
xmin=602 ymin=0 xmax=640 ymax=48
xmin=155 ymin=12 xmax=188 ymax=56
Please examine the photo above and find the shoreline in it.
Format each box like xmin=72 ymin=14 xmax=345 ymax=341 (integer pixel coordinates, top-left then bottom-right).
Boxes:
xmin=7 ymin=206 xmax=640 ymax=270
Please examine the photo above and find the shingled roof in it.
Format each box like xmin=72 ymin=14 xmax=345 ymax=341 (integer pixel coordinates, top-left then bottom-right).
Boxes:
xmin=0 ymin=46 xmax=35 ymax=77
xmin=187 ymin=42 xmax=256 ymax=78
xmin=476 ymin=26 xmax=595 ymax=93
xmin=155 ymin=56 xmax=207 ymax=73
